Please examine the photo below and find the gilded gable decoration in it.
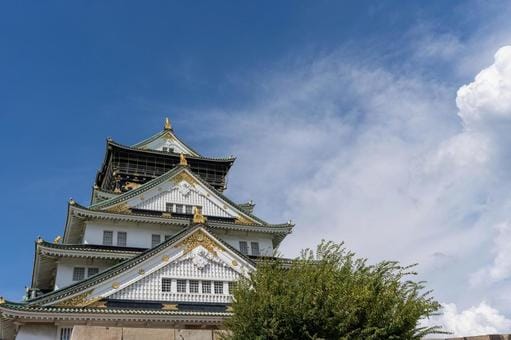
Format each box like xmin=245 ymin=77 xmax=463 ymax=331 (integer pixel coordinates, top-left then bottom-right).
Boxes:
xmin=55 ymin=291 xmax=93 ymax=307
xmin=180 ymin=230 xmax=217 ymax=255
xmin=105 ymin=202 xmax=131 ymax=214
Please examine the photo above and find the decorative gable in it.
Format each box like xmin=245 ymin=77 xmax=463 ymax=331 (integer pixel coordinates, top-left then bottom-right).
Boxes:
xmin=110 ymin=247 xmax=241 ymax=303
xmin=95 ymin=166 xmax=261 ymax=225
xmin=133 ymin=181 xmax=233 ymax=218
xmin=40 ymin=227 xmax=254 ymax=308
xmin=141 ymin=133 xmax=196 ymax=155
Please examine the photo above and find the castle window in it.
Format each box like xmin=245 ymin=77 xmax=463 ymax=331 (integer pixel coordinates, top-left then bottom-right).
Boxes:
xmin=87 ymin=267 xmax=99 ymax=277
xmin=151 ymin=234 xmax=161 ymax=248
xmin=214 ymin=281 xmax=224 ymax=294
xmin=117 ymin=232 xmax=127 ymax=247
xmin=164 ymin=234 xmax=172 ymax=241
xmin=251 ymin=242 xmax=260 ymax=256
xmin=165 ymin=203 xmax=173 ymax=212
xmin=176 ymin=204 xmax=184 ymax=213
xmin=202 ymin=281 xmax=211 ymax=294
xmin=239 ymin=241 xmax=248 ymax=255
xmin=189 ymin=280 xmax=199 ymax=293
xmin=161 ymin=278 xmax=172 ymax=292
xmin=59 ymin=327 xmax=73 ymax=340
xmin=177 ymin=279 xmax=187 ymax=293
xmin=72 ymin=267 xmax=85 ymax=281
xmin=103 ymin=231 xmax=113 ymax=246
xmin=185 ymin=205 xmax=193 ymax=214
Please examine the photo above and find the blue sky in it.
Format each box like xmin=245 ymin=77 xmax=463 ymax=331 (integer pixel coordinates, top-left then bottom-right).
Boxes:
xmin=2 ymin=1 xmax=511 ymax=335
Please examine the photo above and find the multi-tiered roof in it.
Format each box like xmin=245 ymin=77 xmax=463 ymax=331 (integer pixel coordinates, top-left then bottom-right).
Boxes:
xmin=0 ymin=118 xmax=294 ymax=337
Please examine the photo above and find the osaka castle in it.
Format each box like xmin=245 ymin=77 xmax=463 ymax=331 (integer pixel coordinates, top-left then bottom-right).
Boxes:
xmin=0 ymin=119 xmax=294 ymax=340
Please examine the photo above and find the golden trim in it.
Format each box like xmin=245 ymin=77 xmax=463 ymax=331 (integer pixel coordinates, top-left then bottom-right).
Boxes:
xmin=105 ymin=203 xmax=131 ymax=214
xmin=163 ymin=131 xmax=175 ymax=141
xmin=172 ymin=171 xmax=198 ymax=187
xmin=162 ymin=255 xmax=170 ymax=262
xmin=53 ymin=236 xmax=62 ymax=244
xmin=87 ymin=299 xmax=107 ymax=308
xmin=0 ymin=297 xmax=5 ymax=305
xmin=138 ymin=269 xmax=145 ymax=275
xmin=179 ymin=230 xmax=217 ymax=255
xmin=164 ymin=117 xmax=172 ymax=130
xmin=179 ymin=153 xmax=188 ymax=166
xmin=112 ymin=282 xmax=120 ymax=289
xmin=193 ymin=207 xmax=206 ymax=224
xmin=162 ymin=303 xmax=178 ymax=311
xmin=55 ymin=291 xmax=92 ymax=307
xmin=162 ymin=212 xmax=172 ymax=218
xmin=235 ymin=215 xmax=254 ymax=225
xmin=231 ymin=260 xmax=238 ymax=267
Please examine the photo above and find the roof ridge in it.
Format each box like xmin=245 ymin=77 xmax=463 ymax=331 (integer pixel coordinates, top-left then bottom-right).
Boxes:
xmin=110 ymin=139 xmax=236 ymax=161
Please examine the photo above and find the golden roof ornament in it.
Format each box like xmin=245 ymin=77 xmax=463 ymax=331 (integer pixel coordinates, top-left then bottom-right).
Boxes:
xmin=164 ymin=117 xmax=172 ymax=130
xmin=53 ymin=236 xmax=62 ymax=244
xmin=179 ymin=153 xmax=188 ymax=166
xmin=193 ymin=207 xmax=206 ymax=224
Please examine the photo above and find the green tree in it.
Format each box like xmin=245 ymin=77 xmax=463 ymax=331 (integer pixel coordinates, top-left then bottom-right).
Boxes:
xmin=225 ymin=241 xmax=443 ymax=340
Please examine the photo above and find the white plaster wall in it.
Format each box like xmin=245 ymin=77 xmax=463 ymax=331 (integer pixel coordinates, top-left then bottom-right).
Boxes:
xmin=83 ymin=220 xmax=274 ymax=256
xmin=16 ymin=324 xmax=56 ymax=340
xmin=54 ymin=258 xmax=116 ymax=290
xmin=214 ymin=231 xmax=274 ymax=256
xmin=83 ymin=221 xmax=183 ymax=248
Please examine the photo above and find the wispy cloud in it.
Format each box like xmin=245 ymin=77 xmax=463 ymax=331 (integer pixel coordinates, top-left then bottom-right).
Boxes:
xmin=187 ymin=40 xmax=511 ymax=334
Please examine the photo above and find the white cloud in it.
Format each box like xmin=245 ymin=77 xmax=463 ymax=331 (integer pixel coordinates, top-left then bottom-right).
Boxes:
xmin=427 ymin=302 xmax=511 ymax=337
xmin=190 ymin=41 xmax=511 ymax=335
xmin=457 ymin=46 xmax=511 ymax=131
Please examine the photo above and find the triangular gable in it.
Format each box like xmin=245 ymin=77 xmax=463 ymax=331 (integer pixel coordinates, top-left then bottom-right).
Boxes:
xmin=30 ymin=226 xmax=255 ymax=307
xmin=89 ymin=165 xmax=264 ymax=225
xmin=132 ymin=129 xmax=200 ymax=156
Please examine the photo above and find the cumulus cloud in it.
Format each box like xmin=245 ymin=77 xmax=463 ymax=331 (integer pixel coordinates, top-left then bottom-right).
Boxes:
xmin=427 ymin=302 xmax=511 ymax=337
xmin=189 ymin=44 xmax=511 ymax=335
xmin=457 ymin=46 xmax=511 ymax=131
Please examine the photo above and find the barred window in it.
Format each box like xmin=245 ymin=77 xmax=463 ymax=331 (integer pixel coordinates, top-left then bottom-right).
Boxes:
xmin=228 ymin=281 xmax=236 ymax=295
xmin=165 ymin=203 xmax=173 ymax=212
xmin=214 ymin=281 xmax=224 ymax=294
xmin=103 ymin=231 xmax=113 ymax=246
xmin=162 ymin=278 xmax=172 ymax=292
xmin=177 ymin=279 xmax=187 ymax=293
xmin=185 ymin=205 xmax=193 ymax=214
xmin=117 ymin=232 xmax=127 ymax=247
xmin=239 ymin=241 xmax=248 ymax=255
xmin=175 ymin=204 xmax=184 ymax=213
xmin=151 ymin=234 xmax=161 ymax=248
xmin=189 ymin=280 xmax=199 ymax=293
xmin=202 ymin=281 xmax=211 ymax=294
xmin=87 ymin=267 xmax=99 ymax=277
xmin=72 ymin=267 xmax=85 ymax=281
xmin=60 ymin=327 xmax=73 ymax=340
xmin=251 ymin=242 xmax=260 ymax=256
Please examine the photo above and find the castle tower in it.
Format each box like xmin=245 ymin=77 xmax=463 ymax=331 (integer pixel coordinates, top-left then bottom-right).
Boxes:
xmin=0 ymin=119 xmax=294 ymax=340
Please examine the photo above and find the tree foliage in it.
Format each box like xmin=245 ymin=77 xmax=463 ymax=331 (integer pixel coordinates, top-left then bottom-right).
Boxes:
xmin=225 ymin=241 xmax=443 ymax=340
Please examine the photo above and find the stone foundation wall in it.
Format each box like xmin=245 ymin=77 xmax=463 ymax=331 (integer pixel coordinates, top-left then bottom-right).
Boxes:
xmin=70 ymin=326 xmax=228 ymax=340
